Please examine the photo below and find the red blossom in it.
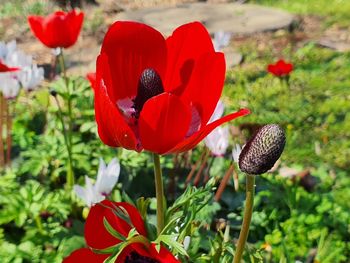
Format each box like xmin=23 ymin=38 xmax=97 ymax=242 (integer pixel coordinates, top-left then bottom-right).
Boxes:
xmin=94 ymin=21 xmax=250 ymax=154
xmin=27 ymin=10 xmax=84 ymax=49
xmin=0 ymin=61 xmax=19 ymax=72
xmin=63 ymin=200 xmax=179 ymax=263
xmin=267 ymin=59 xmax=293 ymax=77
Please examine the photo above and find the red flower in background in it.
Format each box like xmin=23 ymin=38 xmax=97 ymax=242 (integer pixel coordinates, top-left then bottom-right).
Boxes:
xmin=267 ymin=59 xmax=293 ymax=77
xmin=0 ymin=61 xmax=19 ymax=72
xmin=94 ymin=21 xmax=249 ymax=155
xmin=64 ymin=201 xmax=179 ymax=263
xmin=28 ymin=10 xmax=84 ymax=49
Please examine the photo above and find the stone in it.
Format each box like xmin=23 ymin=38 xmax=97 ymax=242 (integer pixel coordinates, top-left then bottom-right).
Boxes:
xmin=115 ymin=2 xmax=295 ymax=36
xmin=317 ymin=38 xmax=350 ymax=52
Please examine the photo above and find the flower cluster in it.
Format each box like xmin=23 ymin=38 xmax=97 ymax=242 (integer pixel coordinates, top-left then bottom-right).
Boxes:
xmin=0 ymin=41 xmax=44 ymax=99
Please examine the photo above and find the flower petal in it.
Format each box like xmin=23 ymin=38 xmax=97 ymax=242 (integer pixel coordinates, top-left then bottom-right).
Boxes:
xmin=94 ymin=54 xmax=139 ymax=151
xmin=164 ymin=22 xmax=215 ymax=94
xmin=180 ymin=52 xmax=226 ymax=126
xmin=167 ymin=108 xmax=250 ymax=154
xmin=100 ymin=21 xmax=167 ymax=101
xmin=63 ymin=248 xmax=108 ymax=263
xmin=85 ymin=201 xmax=146 ymax=250
xmin=27 ymin=16 xmax=47 ymax=46
xmin=65 ymin=10 xmax=84 ymax=48
xmin=139 ymin=93 xmax=191 ymax=154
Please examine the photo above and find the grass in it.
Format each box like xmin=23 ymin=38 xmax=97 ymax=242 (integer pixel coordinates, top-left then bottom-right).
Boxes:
xmin=249 ymin=0 xmax=350 ymax=27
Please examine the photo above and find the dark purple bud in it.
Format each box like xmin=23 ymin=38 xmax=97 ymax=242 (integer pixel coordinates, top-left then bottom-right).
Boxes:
xmin=239 ymin=124 xmax=286 ymax=175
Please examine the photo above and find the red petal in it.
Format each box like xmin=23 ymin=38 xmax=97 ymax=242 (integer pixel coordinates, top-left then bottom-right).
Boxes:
xmin=0 ymin=61 xmax=20 ymax=72
xmin=139 ymin=93 xmax=191 ymax=154
xmin=167 ymin=108 xmax=250 ymax=154
xmin=65 ymin=10 xmax=84 ymax=48
xmin=85 ymin=201 xmax=146 ymax=250
xmin=164 ymin=22 xmax=214 ymax=94
xmin=94 ymin=54 xmax=138 ymax=151
xmin=179 ymin=52 xmax=226 ymax=126
xmin=100 ymin=21 xmax=166 ymax=101
xmin=63 ymin=248 xmax=108 ymax=263
xmin=28 ymin=16 xmax=47 ymax=47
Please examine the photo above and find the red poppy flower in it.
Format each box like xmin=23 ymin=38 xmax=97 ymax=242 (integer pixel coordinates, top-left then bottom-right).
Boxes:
xmin=94 ymin=21 xmax=250 ymax=154
xmin=0 ymin=61 xmax=19 ymax=72
xmin=28 ymin=10 xmax=84 ymax=49
xmin=267 ymin=59 xmax=293 ymax=77
xmin=63 ymin=200 xmax=179 ymax=263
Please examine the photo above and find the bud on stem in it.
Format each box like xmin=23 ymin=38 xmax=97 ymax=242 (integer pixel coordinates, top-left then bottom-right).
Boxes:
xmin=239 ymin=124 xmax=286 ymax=175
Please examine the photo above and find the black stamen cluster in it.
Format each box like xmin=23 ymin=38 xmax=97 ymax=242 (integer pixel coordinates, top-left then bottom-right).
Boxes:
xmin=124 ymin=251 xmax=160 ymax=263
xmin=133 ymin=68 xmax=164 ymax=117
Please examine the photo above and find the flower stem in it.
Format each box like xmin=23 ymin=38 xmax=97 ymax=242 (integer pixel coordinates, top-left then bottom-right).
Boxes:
xmin=53 ymin=95 xmax=74 ymax=188
xmin=233 ymin=174 xmax=255 ymax=263
xmin=153 ymin=153 xmax=165 ymax=235
xmin=5 ymin=100 xmax=12 ymax=166
xmin=0 ymin=94 xmax=4 ymax=167
xmin=57 ymin=49 xmax=74 ymax=188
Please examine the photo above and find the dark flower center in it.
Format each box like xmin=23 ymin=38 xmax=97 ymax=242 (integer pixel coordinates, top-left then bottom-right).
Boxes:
xmin=124 ymin=251 xmax=160 ymax=263
xmin=133 ymin=68 xmax=164 ymax=118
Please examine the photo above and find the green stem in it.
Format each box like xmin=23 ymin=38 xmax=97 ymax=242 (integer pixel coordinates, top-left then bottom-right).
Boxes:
xmin=57 ymin=49 xmax=75 ymax=188
xmin=34 ymin=215 xmax=44 ymax=234
xmin=153 ymin=153 xmax=165 ymax=235
xmin=54 ymin=96 xmax=74 ymax=188
xmin=233 ymin=175 xmax=255 ymax=263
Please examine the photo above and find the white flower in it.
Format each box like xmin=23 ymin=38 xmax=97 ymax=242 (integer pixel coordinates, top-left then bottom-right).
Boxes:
xmin=204 ymin=126 xmax=230 ymax=156
xmin=74 ymin=176 xmax=105 ymax=208
xmin=209 ymin=99 xmax=225 ymax=123
xmin=213 ymin=31 xmax=231 ymax=52
xmin=232 ymin=144 xmax=242 ymax=163
xmin=0 ymin=40 xmax=43 ymax=96
xmin=0 ymin=73 xmax=20 ymax=99
xmin=73 ymin=158 xmax=120 ymax=207
xmin=204 ymin=100 xmax=230 ymax=155
xmin=95 ymin=158 xmax=120 ymax=195
xmin=18 ymin=64 xmax=44 ymax=91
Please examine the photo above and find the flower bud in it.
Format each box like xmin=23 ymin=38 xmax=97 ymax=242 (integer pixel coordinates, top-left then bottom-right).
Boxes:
xmin=239 ymin=124 xmax=286 ymax=175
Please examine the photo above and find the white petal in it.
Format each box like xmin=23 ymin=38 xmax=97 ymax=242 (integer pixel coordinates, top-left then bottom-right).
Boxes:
xmin=232 ymin=144 xmax=242 ymax=163
xmin=205 ymin=126 xmax=230 ymax=156
xmin=208 ymin=100 xmax=225 ymax=123
xmin=213 ymin=31 xmax=231 ymax=51
xmin=95 ymin=158 xmax=120 ymax=195
xmin=183 ymin=236 xmax=191 ymax=251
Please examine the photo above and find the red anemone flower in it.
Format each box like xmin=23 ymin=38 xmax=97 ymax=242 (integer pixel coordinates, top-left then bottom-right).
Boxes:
xmin=94 ymin=21 xmax=250 ymax=154
xmin=267 ymin=59 xmax=293 ymax=77
xmin=28 ymin=10 xmax=84 ymax=49
xmin=64 ymin=200 xmax=179 ymax=263
xmin=0 ymin=61 xmax=19 ymax=72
